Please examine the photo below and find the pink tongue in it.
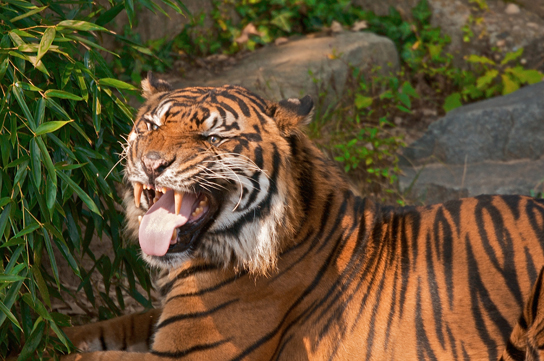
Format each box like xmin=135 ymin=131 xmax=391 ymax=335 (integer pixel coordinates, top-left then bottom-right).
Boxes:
xmin=139 ymin=190 xmax=196 ymax=256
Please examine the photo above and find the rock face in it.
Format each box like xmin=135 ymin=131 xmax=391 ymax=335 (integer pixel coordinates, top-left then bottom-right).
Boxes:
xmin=400 ymin=82 xmax=544 ymax=204
xmin=170 ymin=32 xmax=399 ymax=102
xmin=403 ymin=82 xmax=544 ymax=165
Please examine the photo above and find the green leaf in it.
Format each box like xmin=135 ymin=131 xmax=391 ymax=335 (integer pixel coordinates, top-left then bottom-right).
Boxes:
xmin=401 ymin=81 xmax=420 ymax=98
xmin=0 ymin=237 xmax=25 ymax=248
xmin=270 ymin=12 xmax=293 ymax=32
xmin=12 ymin=84 xmax=37 ymax=130
xmin=0 ymin=197 xmax=10 ymax=208
xmin=0 ymin=300 xmax=22 ymax=331
xmin=43 ymin=230 xmax=60 ymax=288
xmin=397 ymin=93 xmax=411 ymax=108
xmin=95 ymin=2 xmax=124 ymax=26
xmin=46 ymin=174 xmax=57 ymax=210
xmin=57 ymin=20 xmax=109 ymax=32
xmin=13 ymin=223 xmax=41 ymax=239
xmin=49 ymin=321 xmax=70 ymax=350
xmin=35 ymin=120 xmax=73 ymax=135
xmin=10 ymin=5 xmax=48 ymax=22
xmin=35 ymin=136 xmax=57 ymax=187
xmin=507 ymin=67 xmax=544 ymax=85
xmin=98 ymin=78 xmax=138 ymax=90
xmin=466 ymin=54 xmax=496 ymax=66
xmin=15 ymin=82 xmax=42 ymax=92
xmin=30 ymin=138 xmax=42 ymax=188
xmin=444 ymin=92 xmax=462 ymax=112
xmin=501 ymin=74 xmax=520 ymax=95
xmin=0 ymin=57 xmax=9 ymax=81
xmin=0 ymin=277 xmax=23 ymax=328
xmin=37 ymin=27 xmax=56 ymax=63
xmin=396 ymin=105 xmax=412 ymax=113
xmin=0 ymin=203 xmax=12 ymax=238
xmin=500 ymin=48 xmax=524 ymax=65
xmin=8 ymin=31 xmax=24 ymax=46
xmin=125 ymin=0 xmax=135 ymax=27
xmin=355 ymin=94 xmax=373 ymax=109
xmin=57 ymin=171 xmax=101 ymax=215
xmin=45 ymin=89 xmax=83 ymax=101
xmin=17 ymin=318 xmax=45 ymax=361
xmin=0 ymin=274 xmax=26 ymax=282
xmin=476 ymin=69 xmax=499 ymax=89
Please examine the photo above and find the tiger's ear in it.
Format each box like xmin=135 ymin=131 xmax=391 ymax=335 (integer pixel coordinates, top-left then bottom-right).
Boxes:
xmin=266 ymin=95 xmax=314 ymax=134
xmin=141 ymin=71 xmax=172 ymax=98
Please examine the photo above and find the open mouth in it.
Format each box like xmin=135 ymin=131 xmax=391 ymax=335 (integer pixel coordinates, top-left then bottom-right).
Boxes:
xmin=133 ymin=182 xmax=216 ymax=256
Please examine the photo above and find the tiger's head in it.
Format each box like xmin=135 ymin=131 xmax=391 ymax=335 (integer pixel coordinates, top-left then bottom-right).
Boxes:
xmin=124 ymin=73 xmax=314 ymax=273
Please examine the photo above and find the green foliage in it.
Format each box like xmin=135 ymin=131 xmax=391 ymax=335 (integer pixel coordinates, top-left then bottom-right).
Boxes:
xmin=0 ymin=0 xmax=184 ymax=357
xmin=172 ymin=0 xmax=366 ymax=57
xmin=310 ymin=66 xmax=407 ymax=204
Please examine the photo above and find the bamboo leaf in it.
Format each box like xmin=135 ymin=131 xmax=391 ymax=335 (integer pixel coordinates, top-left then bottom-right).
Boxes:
xmin=35 ymin=120 xmax=73 ymax=135
xmin=57 ymin=171 xmax=101 ymax=215
xmin=13 ymin=223 xmax=40 ymax=239
xmin=43 ymin=230 xmax=60 ymax=289
xmin=0 ymin=300 xmax=22 ymax=331
xmin=17 ymin=318 xmax=45 ymax=361
xmin=37 ymin=27 xmax=56 ymax=62
xmin=45 ymin=89 xmax=83 ymax=101
xmin=12 ymin=84 xmax=36 ymax=130
xmin=30 ymin=138 xmax=41 ymax=188
xmin=57 ymin=20 xmax=109 ymax=32
xmin=10 ymin=5 xmax=48 ymax=22
xmin=98 ymin=78 xmax=138 ymax=90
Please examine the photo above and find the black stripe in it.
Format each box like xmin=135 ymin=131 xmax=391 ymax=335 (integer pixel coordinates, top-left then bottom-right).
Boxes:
xmin=465 ymin=234 xmax=505 ymax=360
xmin=159 ymin=264 xmax=218 ymax=297
xmin=165 ymin=276 xmax=239 ymax=303
xmin=530 ymin=267 xmax=544 ymax=321
xmin=99 ymin=327 xmax=108 ymax=350
xmin=415 ymin=279 xmax=439 ymax=361
xmin=156 ymin=299 xmax=238 ymax=330
xmin=506 ymin=339 xmax=526 ymax=361
xmin=151 ymin=339 xmax=230 ymax=358
xmin=425 ymin=232 xmax=445 ymax=347
xmin=475 ymin=197 xmax=523 ymax=308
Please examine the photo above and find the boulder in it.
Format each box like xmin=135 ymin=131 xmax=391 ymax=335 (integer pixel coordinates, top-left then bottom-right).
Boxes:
xmin=400 ymin=82 xmax=544 ymax=204
xmin=402 ymin=81 xmax=544 ymax=165
xmin=170 ymin=31 xmax=399 ymax=102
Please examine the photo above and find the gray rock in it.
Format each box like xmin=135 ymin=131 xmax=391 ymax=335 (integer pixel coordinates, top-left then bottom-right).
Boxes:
xmin=400 ymin=158 xmax=544 ymax=204
xmin=402 ymin=81 xmax=544 ymax=165
xmin=170 ymin=32 xmax=399 ymax=102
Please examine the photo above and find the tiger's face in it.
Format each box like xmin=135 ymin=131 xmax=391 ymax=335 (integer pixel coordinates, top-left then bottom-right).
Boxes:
xmin=124 ymin=74 xmax=313 ymax=272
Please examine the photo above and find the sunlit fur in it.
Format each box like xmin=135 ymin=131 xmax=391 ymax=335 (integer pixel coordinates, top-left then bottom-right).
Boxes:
xmin=62 ymin=76 xmax=544 ymax=361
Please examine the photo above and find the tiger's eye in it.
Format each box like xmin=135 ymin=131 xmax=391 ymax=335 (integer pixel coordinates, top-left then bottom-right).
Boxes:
xmin=208 ymin=135 xmax=221 ymax=145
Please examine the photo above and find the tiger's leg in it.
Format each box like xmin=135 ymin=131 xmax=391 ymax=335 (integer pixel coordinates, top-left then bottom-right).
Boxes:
xmin=499 ymin=268 xmax=544 ymax=361
xmin=63 ymin=308 xmax=161 ymax=354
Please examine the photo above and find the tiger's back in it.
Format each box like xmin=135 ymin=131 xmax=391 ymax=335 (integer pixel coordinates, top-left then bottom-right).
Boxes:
xmin=61 ymin=75 xmax=544 ymax=361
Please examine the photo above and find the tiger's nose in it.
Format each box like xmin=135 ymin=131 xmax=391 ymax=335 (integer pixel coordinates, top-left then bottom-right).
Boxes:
xmin=142 ymin=152 xmax=169 ymax=175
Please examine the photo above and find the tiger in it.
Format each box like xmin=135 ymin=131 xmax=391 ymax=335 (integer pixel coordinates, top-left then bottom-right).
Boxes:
xmin=61 ymin=72 xmax=544 ymax=361
xmin=500 ymin=267 xmax=544 ymax=361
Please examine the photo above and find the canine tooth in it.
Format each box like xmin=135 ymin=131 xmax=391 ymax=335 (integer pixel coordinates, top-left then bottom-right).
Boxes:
xmin=134 ymin=182 xmax=143 ymax=208
xmin=174 ymin=191 xmax=184 ymax=215
xmin=138 ymin=215 xmax=142 ymax=225
xmin=171 ymin=230 xmax=177 ymax=241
